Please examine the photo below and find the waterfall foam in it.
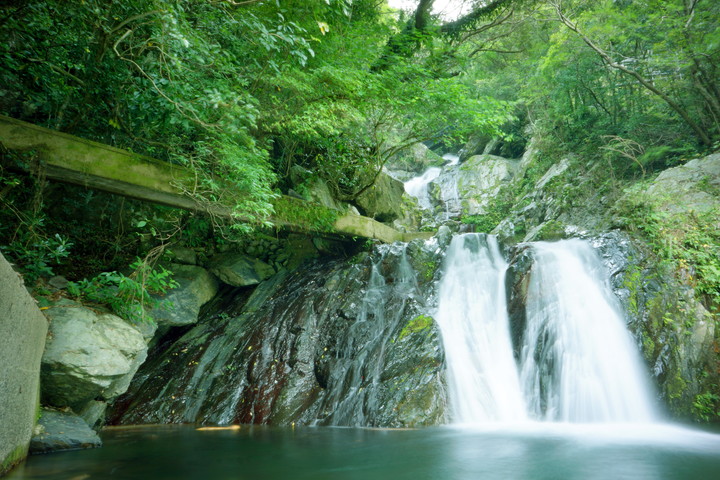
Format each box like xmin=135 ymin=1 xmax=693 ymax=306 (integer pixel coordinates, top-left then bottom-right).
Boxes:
xmin=436 ymin=234 xmax=657 ymax=424
xmin=436 ymin=234 xmax=527 ymax=423
xmin=404 ymin=167 xmax=441 ymax=209
xmin=519 ymin=239 xmax=657 ymax=422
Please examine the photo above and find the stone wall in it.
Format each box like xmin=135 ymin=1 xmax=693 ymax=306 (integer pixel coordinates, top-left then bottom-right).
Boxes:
xmin=0 ymin=253 xmax=48 ymax=475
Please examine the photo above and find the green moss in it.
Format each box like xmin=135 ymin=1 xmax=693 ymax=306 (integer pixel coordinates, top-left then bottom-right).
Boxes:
xmin=272 ymin=196 xmax=339 ymax=233
xmin=693 ymin=389 xmax=720 ymax=422
xmin=667 ymin=372 xmax=688 ymax=401
xmin=535 ymin=220 xmax=566 ymax=241
xmin=421 ymin=261 xmax=437 ymax=281
xmin=1 ymin=443 xmax=28 ymax=476
xmin=622 ymin=264 xmax=643 ymax=317
xmin=399 ymin=314 xmax=434 ymax=340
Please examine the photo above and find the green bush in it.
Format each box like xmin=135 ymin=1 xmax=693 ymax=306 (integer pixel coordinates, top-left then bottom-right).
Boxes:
xmin=67 ymin=259 xmax=178 ymax=324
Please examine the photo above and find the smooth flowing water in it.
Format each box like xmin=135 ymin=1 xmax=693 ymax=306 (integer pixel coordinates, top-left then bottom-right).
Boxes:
xmin=435 ymin=234 xmax=656 ymax=423
xmin=519 ymin=240 xmax=657 ymax=422
xmin=404 ymin=167 xmax=441 ymax=209
xmin=9 ymin=424 xmax=720 ymax=480
xmin=436 ymin=234 xmax=526 ymax=422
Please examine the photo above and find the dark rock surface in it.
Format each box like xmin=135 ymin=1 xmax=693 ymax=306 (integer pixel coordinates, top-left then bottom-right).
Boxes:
xmin=110 ymin=238 xmax=448 ymax=428
xmin=30 ymin=409 xmax=102 ymax=454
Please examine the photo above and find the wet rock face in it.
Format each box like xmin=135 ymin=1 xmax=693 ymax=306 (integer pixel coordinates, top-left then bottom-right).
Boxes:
xmin=30 ymin=409 xmax=102 ymax=454
xmin=111 ymin=239 xmax=448 ymax=428
xmin=505 ymin=244 xmax=534 ymax=358
xmin=41 ymin=299 xmax=148 ymax=412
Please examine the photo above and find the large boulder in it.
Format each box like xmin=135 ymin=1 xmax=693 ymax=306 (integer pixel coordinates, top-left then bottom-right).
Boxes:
xmin=458 ymin=134 xmax=492 ymax=162
xmin=30 ymin=408 xmax=102 ymax=454
xmin=645 ymin=153 xmax=720 ymax=214
xmin=288 ymin=165 xmax=345 ymax=211
xmin=386 ymin=143 xmax=444 ymax=175
xmin=150 ymin=264 xmax=219 ymax=327
xmin=457 ymin=154 xmax=519 ymax=215
xmin=354 ymin=171 xmax=407 ymax=222
xmin=430 ymin=154 xmax=518 ymax=218
xmin=208 ymin=253 xmax=275 ymax=287
xmin=41 ymin=299 xmax=148 ymax=411
xmin=0 ymin=253 xmax=48 ymax=475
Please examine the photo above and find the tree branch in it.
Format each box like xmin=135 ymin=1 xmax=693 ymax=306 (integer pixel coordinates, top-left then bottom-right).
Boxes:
xmin=552 ymin=1 xmax=712 ymax=146
xmin=440 ymin=0 xmax=514 ymax=36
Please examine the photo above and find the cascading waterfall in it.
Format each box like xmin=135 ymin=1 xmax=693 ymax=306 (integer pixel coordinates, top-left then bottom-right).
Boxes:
xmin=436 ymin=234 xmax=657 ymax=424
xmin=519 ymin=240 xmax=657 ymax=422
xmin=404 ymin=167 xmax=442 ymax=209
xmin=436 ymin=234 xmax=527 ymax=423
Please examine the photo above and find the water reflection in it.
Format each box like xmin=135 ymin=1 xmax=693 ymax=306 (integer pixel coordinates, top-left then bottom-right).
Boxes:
xmin=8 ymin=424 xmax=720 ymax=480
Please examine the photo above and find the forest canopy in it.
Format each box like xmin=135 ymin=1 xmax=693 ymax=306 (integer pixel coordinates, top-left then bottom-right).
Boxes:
xmin=1 ymin=0 xmax=718 ymax=222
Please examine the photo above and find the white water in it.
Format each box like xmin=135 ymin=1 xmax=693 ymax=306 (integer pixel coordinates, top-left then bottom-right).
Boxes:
xmin=436 ymin=234 xmax=657 ymax=424
xmin=404 ymin=167 xmax=442 ymax=209
xmin=519 ymin=240 xmax=657 ymax=422
xmin=436 ymin=234 xmax=527 ymax=423
xmin=442 ymin=153 xmax=460 ymax=166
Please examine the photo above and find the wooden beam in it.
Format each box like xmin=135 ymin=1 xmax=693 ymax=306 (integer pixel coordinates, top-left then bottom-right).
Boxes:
xmin=0 ymin=115 xmax=434 ymax=243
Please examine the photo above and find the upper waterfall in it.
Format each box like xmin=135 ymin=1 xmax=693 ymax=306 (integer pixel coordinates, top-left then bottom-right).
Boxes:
xmin=404 ymin=167 xmax=442 ymax=210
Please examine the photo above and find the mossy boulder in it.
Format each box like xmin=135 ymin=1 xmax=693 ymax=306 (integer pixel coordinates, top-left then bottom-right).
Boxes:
xmin=354 ymin=171 xmax=407 ymax=222
xmin=41 ymin=299 xmax=148 ymax=411
xmin=208 ymin=253 xmax=275 ymax=287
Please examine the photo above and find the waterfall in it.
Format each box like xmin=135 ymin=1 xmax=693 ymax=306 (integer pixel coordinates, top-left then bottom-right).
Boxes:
xmin=404 ymin=167 xmax=442 ymax=209
xmin=519 ymin=240 xmax=657 ymax=422
xmin=442 ymin=153 xmax=460 ymax=166
xmin=436 ymin=234 xmax=657 ymax=424
xmin=436 ymin=234 xmax=527 ymax=423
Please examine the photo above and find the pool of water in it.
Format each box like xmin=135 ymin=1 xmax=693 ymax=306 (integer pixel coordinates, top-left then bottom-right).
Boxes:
xmin=8 ymin=423 xmax=720 ymax=480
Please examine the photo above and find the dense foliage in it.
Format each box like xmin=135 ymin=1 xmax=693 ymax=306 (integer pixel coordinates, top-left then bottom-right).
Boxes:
xmin=1 ymin=0 xmax=718 ymax=280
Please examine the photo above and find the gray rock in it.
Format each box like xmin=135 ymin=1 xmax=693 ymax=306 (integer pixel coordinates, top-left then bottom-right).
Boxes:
xmin=41 ymin=299 xmax=148 ymax=410
xmin=78 ymin=400 xmax=107 ymax=429
xmin=168 ymin=246 xmax=197 ymax=265
xmin=435 ymin=225 xmax=453 ymax=249
xmin=208 ymin=253 xmax=275 ymax=287
xmin=646 ymin=153 xmax=720 ymax=214
xmin=430 ymin=154 xmax=518 ymax=219
xmin=354 ymin=171 xmax=407 ymax=222
xmin=48 ymin=276 xmax=69 ymax=290
xmin=150 ymin=264 xmax=219 ymax=327
xmin=30 ymin=409 xmax=101 ymax=454
xmin=387 ymin=143 xmax=445 ymax=173
xmin=1 ymin=253 xmax=48 ymax=474
xmin=459 ymin=134 xmax=492 ymax=162
xmin=456 ymin=154 xmax=519 ymax=215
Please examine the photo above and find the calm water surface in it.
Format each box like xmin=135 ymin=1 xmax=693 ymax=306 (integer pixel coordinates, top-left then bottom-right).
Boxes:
xmin=8 ymin=423 xmax=720 ymax=480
